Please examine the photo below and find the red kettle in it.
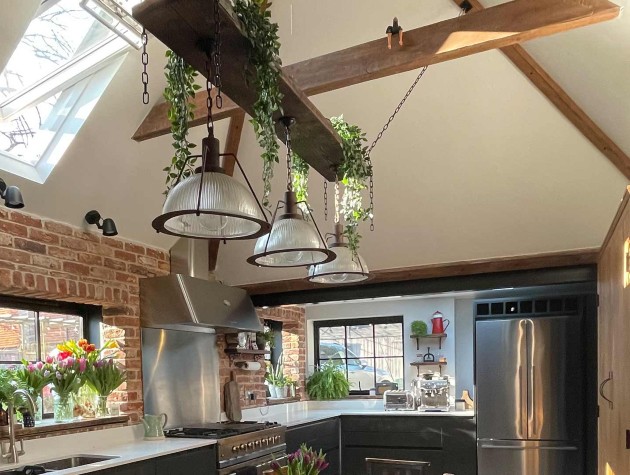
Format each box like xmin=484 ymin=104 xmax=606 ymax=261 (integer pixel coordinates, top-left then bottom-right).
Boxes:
xmin=431 ymin=312 xmax=450 ymax=334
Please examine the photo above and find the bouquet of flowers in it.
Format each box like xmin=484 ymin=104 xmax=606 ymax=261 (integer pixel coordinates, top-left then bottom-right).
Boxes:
xmin=269 ymin=445 xmax=329 ymax=475
xmin=13 ymin=360 xmax=53 ymax=400
xmin=85 ymin=358 xmax=126 ymax=398
xmin=44 ymin=353 xmax=87 ymax=401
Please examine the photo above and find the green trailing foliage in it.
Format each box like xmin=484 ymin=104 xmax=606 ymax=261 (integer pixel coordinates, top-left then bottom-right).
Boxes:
xmin=330 ymin=116 xmax=373 ymax=255
xmin=232 ymin=0 xmax=283 ymax=209
xmin=306 ymin=361 xmax=350 ymax=400
xmin=292 ymin=153 xmax=310 ymax=217
xmin=163 ymin=50 xmax=200 ymax=195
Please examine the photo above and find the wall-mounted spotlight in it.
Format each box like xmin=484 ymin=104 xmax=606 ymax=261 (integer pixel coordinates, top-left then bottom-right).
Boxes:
xmin=85 ymin=210 xmax=118 ymax=236
xmin=0 ymin=178 xmax=24 ymax=208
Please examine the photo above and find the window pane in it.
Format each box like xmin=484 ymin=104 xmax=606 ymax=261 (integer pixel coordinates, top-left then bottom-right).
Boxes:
xmin=375 ymin=323 xmax=403 ymax=357
xmin=376 ymin=357 xmax=404 ymax=388
xmin=39 ymin=312 xmax=83 ymax=357
xmin=318 ymin=326 xmax=346 ymax=362
xmin=0 ymin=0 xmax=113 ymax=101
xmin=348 ymin=357 xmax=375 ymax=392
xmin=0 ymin=308 xmax=37 ymax=361
xmin=347 ymin=324 xmax=374 ymax=361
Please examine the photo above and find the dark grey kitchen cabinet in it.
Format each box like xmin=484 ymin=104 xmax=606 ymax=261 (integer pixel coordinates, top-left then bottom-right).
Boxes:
xmin=341 ymin=416 xmax=476 ymax=475
xmin=286 ymin=418 xmax=340 ymax=475
xmin=90 ymin=447 xmax=216 ymax=475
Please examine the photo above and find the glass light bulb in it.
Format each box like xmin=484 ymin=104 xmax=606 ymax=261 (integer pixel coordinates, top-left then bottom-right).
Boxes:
xmin=180 ymin=214 xmax=228 ymax=234
xmin=280 ymin=251 xmax=304 ymax=264
xmin=329 ymin=273 xmax=350 ymax=283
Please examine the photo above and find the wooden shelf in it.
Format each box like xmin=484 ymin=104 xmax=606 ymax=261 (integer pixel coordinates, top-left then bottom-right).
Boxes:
xmin=410 ymin=361 xmax=447 ymax=377
xmin=224 ymin=348 xmax=270 ymax=361
xmin=410 ymin=333 xmax=447 ymax=350
xmin=133 ymin=0 xmax=343 ymax=181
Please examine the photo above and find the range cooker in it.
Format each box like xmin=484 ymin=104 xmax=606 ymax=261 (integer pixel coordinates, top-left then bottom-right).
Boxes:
xmin=165 ymin=421 xmax=287 ymax=475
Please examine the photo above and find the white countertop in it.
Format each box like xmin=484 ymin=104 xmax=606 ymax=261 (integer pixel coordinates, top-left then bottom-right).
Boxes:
xmin=0 ymin=425 xmax=216 ymax=475
xmin=242 ymin=400 xmax=475 ymax=427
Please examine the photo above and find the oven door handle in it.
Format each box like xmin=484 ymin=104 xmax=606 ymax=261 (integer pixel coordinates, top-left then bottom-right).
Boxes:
xmin=258 ymin=454 xmax=288 ymax=469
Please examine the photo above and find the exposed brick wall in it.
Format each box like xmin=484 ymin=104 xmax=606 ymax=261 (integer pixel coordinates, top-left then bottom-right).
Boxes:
xmin=218 ymin=306 xmax=306 ymax=411
xmin=0 ymin=208 xmax=170 ymax=423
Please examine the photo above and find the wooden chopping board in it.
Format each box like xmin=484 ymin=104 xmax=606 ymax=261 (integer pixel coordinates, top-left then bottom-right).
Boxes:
xmin=224 ymin=371 xmax=242 ymax=422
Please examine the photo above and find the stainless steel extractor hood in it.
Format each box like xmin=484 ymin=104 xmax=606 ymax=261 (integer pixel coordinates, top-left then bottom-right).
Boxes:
xmin=140 ymin=239 xmax=262 ymax=333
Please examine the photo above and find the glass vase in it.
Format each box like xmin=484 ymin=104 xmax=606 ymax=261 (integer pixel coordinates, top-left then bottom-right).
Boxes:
xmin=34 ymin=396 xmax=43 ymax=422
xmin=95 ymin=395 xmax=110 ymax=418
xmin=53 ymin=395 xmax=74 ymax=423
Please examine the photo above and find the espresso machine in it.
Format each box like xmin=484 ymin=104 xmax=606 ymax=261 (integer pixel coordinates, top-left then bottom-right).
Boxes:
xmin=412 ymin=374 xmax=451 ymax=412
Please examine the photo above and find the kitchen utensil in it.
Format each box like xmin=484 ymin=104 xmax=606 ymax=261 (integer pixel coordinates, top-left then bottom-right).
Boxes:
xmin=141 ymin=413 xmax=168 ymax=439
xmin=225 ymin=371 xmax=242 ymax=422
xmin=430 ymin=312 xmax=450 ymax=334
xmin=422 ymin=347 xmax=435 ymax=363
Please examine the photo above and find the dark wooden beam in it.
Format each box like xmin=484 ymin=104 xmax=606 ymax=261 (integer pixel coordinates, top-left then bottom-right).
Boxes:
xmin=451 ymin=0 xmax=630 ymax=180
xmin=241 ymin=248 xmax=600 ymax=295
xmin=208 ymin=111 xmax=245 ymax=272
xmin=132 ymin=0 xmax=620 ymax=147
xmin=284 ymin=0 xmax=619 ymax=96
xmin=133 ymin=0 xmax=343 ymax=181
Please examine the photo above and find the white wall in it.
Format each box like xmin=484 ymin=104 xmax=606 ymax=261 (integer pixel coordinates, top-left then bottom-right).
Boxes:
xmin=305 ymin=297 xmax=458 ymax=391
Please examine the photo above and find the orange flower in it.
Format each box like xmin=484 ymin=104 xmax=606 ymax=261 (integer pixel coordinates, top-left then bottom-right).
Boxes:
xmin=78 ymin=339 xmax=88 ymax=348
xmin=86 ymin=344 xmax=97 ymax=353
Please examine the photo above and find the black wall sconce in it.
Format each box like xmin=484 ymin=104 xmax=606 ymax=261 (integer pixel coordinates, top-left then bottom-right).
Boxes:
xmin=85 ymin=210 xmax=118 ymax=236
xmin=0 ymin=178 xmax=24 ymax=208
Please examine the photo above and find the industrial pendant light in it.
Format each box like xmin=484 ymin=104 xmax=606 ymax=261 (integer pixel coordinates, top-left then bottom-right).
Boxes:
xmin=307 ymin=223 xmax=370 ymax=284
xmin=247 ymin=117 xmax=336 ymax=268
xmin=152 ymin=36 xmax=270 ymax=240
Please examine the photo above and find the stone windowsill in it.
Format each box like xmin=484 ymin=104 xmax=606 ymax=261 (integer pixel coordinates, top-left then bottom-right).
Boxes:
xmin=0 ymin=415 xmax=130 ymax=440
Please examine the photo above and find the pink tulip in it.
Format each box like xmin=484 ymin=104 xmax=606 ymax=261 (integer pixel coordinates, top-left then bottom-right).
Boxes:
xmin=36 ymin=361 xmax=43 ymax=370
xmin=27 ymin=363 xmax=35 ymax=372
xmin=46 ymin=356 xmax=53 ymax=364
xmin=78 ymin=358 xmax=87 ymax=373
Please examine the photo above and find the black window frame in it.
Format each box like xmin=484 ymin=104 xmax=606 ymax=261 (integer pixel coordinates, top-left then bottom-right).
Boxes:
xmin=0 ymin=295 xmax=102 ymax=416
xmin=313 ymin=316 xmax=404 ymax=394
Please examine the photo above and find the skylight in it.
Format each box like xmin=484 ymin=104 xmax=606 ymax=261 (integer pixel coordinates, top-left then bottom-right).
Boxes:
xmin=0 ymin=0 xmax=140 ymax=183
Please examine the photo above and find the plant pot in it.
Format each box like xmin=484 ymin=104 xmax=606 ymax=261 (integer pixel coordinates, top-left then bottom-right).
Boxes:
xmin=256 ymin=333 xmax=267 ymax=350
xmin=278 ymin=386 xmax=288 ymax=398
xmin=53 ymin=395 xmax=74 ymax=422
xmin=268 ymin=384 xmax=278 ymax=398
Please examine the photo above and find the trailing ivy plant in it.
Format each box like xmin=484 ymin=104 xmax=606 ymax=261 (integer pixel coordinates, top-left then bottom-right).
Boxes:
xmin=163 ymin=50 xmax=200 ymax=195
xmin=232 ymin=0 xmax=283 ymax=209
xmin=330 ymin=115 xmax=373 ymax=255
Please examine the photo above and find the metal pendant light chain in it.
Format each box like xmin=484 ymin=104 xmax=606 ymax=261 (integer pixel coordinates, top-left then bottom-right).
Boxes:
xmin=285 ymin=123 xmax=293 ymax=191
xmin=141 ymin=28 xmax=149 ymax=104
xmin=364 ymin=6 xmax=468 ymax=231
xmin=323 ymin=181 xmax=328 ymax=220
xmin=206 ymin=55 xmax=214 ymax=136
xmin=213 ymin=0 xmax=223 ymax=109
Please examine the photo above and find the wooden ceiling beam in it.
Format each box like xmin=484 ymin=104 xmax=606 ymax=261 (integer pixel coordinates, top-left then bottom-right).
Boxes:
xmin=452 ymin=0 xmax=630 ymax=180
xmin=133 ymin=0 xmax=620 ymax=143
xmin=240 ymin=248 xmax=600 ymax=296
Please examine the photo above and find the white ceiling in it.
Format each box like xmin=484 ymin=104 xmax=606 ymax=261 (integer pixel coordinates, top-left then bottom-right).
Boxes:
xmin=1 ymin=0 xmax=628 ymax=285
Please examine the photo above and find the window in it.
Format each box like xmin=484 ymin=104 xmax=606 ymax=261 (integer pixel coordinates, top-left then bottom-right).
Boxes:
xmin=314 ymin=317 xmax=404 ymax=393
xmin=0 ymin=296 xmax=100 ymax=415
xmin=0 ymin=0 xmax=139 ymax=183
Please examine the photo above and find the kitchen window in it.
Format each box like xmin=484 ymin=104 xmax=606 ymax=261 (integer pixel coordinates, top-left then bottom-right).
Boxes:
xmin=0 ymin=296 xmax=101 ymax=415
xmin=313 ymin=316 xmax=404 ymax=394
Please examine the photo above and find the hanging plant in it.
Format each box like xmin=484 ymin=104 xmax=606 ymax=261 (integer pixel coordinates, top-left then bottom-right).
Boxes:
xmin=330 ymin=115 xmax=373 ymax=255
xmin=292 ymin=153 xmax=309 ymax=203
xmin=232 ymin=0 xmax=283 ymax=209
xmin=162 ymin=50 xmax=200 ymax=195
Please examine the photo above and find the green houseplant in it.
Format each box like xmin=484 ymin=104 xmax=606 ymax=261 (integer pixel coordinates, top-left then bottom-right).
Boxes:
xmin=306 ymin=362 xmax=350 ymax=400
xmin=411 ymin=320 xmax=428 ymax=337
xmin=266 ymin=355 xmax=288 ymax=398
xmin=330 ymin=115 xmax=373 ymax=255
xmin=232 ymin=0 xmax=283 ymax=208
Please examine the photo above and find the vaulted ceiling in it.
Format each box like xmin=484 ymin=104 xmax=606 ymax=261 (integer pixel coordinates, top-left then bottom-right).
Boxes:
xmin=1 ymin=0 xmax=628 ymax=287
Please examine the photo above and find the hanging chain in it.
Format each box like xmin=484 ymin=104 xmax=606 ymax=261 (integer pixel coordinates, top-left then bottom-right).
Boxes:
xmin=206 ymin=55 xmax=214 ymax=136
xmin=141 ymin=28 xmax=149 ymax=105
xmin=323 ymin=181 xmax=328 ymax=221
xmin=213 ymin=0 xmax=223 ymax=109
xmin=334 ymin=179 xmax=340 ymax=224
xmin=363 ymin=6 xmax=468 ymax=232
xmin=285 ymin=123 xmax=293 ymax=191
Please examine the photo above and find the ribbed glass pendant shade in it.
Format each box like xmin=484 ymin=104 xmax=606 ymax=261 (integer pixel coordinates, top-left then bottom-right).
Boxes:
xmin=152 ymin=171 xmax=270 ymax=239
xmin=308 ymin=244 xmax=369 ymax=284
xmin=248 ymin=216 xmax=336 ymax=267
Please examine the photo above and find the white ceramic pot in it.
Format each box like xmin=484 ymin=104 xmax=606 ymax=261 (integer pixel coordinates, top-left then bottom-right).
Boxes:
xmin=268 ymin=384 xmax=278 ymax=398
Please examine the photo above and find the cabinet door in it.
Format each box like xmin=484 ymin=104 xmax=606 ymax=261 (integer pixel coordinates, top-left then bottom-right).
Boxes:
xmin=598 ymin=189 xmax=630 ymax=475
xmin=155 ymin=447 xmax=216 ymax=475
xmin=91 ymin=460 xmax=156 ymax=475
xmin=287 ymin=418 xmax=340 ymax=474
xmin=342 ymin=448 xmax=443 ymax=475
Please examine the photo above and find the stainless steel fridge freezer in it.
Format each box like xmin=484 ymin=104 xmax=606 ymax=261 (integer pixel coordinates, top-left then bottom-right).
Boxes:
xmin=476 ymin=315 xmax=584 ymax=475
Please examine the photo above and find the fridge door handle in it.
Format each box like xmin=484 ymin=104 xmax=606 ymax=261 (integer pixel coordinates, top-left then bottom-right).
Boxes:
xmin=518 ymin=365 xmax=524 ymax=438
xmin=479 ymin=444 xmax=578 ymax=451
xmin=530 ymin=364 xmax=537 ymax=436
xmin=599 ymin=371 xmax=613 ymax=410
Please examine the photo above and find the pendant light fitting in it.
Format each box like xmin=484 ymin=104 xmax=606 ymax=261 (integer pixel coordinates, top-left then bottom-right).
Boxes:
xmin=247 ymin=117 xmax=336 ymax=268
xmin=152 ymin=33 xmax=270 ymax=240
